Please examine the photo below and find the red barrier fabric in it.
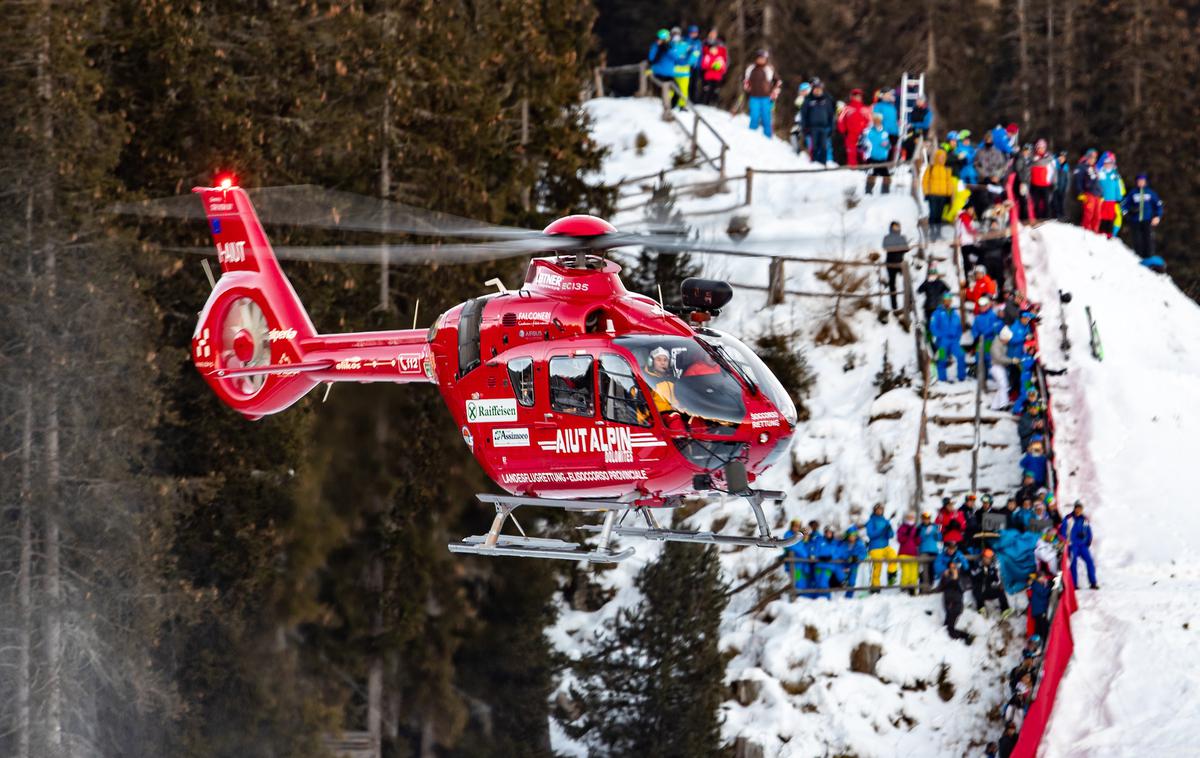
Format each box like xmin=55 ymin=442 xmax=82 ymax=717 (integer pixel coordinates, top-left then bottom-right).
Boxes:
xmin=1012 ymin=592 xmax=1076 ymax=758
xmin=1006 ymin=174 xmax=1028 ymax=295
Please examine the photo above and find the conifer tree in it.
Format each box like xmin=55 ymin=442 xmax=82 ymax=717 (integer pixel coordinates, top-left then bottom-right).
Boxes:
xmin=564 ymin=543 xmax=729 ymax=757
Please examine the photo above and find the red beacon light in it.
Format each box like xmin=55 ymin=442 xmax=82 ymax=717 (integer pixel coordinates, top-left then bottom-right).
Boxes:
xmin=215 ymin=173 xmax=238 ymax=191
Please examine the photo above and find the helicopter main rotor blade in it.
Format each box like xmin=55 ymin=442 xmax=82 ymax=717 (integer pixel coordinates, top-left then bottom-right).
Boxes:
xmin=111 ymin=185 xmax=543 ymax=241
xmin=592 ymin=233 xmax=884 ymax=265
xmin=163 ymin=236 xmax=567 ymax=266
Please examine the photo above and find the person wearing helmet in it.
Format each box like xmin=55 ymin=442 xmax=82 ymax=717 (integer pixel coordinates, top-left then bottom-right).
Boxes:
xmin=1020 ymin=435 xmax=1048 ymax=487
xmin=837 ymin=88 xmax=872 ymax=166
xmin=698 ymin=30 xmax=728 ymax=106
xmin=669 ymin=27 xmax=693 ymax=108
xmin=789 ymin=81 xmax=812 ymax=153
xmin=971 ymin=547 xmax=1011 ymax=617
xmin=648 ymin=29 xmax=680 ymax=112
xmin=644 ymin=346 xmax=677 ymax=412
xmin=930 ymin=292 xmax=967 ymax=382
xmin=743 ymin=49 xmax=782 ymax=137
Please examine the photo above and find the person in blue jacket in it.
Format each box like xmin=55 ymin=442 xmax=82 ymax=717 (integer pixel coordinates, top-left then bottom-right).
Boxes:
xmin=1059 ymin=501 xmax=1098 ymax=589
xmin=860 ymin=113 xmax=893 ymax=194
xmin=685 ymin=24 xmax=703 ymax=96
xmin=1096 ymin=152 xmax=1125 ymax=238
xmin=917 ymin=511 xmax=941 ymax=588
xmin=783 ymin=519 xmax=809 ymax=591
xmin=933 ymin=540 xmax=970 ymax=578
xmin=1120 ymin=173 xmax=1164 ymax=259
xmin=991 ymin=123 xmax=1019 ymax=155
xmin=872 ymin=89 xmax=899 ymax=142
xmin=971 ymin=296 xmax=1004 ymax=373
xmin=1019 ymin=435 xmax=1048 ymax=487
xmin=811 ymin=525 xmax=840 ymax=598
xmin=839 ymin=529 xmax=868 ymax=597
xmin=1027 ymin=571 xmax=1053 ymax=639
xmin=866 ymin=504 xmax=898 ymax=588
xmin=648 ymin=29 xmax=678 ymax=82
xmin=1052 ymin=151 xmax=1071 ymax=220
xmin=956 ymin=130 xmax=978 ymax=185
xmin=930 ymin=292 xmax=967 ymax=382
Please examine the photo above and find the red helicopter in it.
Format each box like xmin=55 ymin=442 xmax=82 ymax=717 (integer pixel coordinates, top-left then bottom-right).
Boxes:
xmin=138 ymin=179 xmax=803 ymax=562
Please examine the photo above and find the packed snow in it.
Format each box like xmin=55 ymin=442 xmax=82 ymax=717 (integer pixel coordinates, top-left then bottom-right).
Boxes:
xmin=1020 ymin=223 xmax=1200 ymax=758
xmin=552 ymin=97 xmax=1030 ymax=757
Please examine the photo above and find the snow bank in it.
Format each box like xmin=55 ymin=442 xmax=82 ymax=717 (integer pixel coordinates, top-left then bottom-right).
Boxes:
xmin=552 ymin=98 xmax=1025 ymax=757
xmin=1021 ymin=223 xmax=1200 ymax=757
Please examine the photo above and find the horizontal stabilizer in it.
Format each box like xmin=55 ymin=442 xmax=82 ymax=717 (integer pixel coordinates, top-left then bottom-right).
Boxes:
xmin=209 ymin=359 xmax=334 ymax=379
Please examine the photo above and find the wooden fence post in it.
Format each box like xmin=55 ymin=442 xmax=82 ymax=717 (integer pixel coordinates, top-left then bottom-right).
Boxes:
xmin=768 ymin=259 xmax=785 ymax=305
xmin=690 ymin=111 xmax=700 ymax=162
xmin=745 ymin=167 xmax=754 ymax=206
xmin=637 ymin=61 xmax=648 ymax=96
xmin=593 ymin=67 xmax=604 ymax=99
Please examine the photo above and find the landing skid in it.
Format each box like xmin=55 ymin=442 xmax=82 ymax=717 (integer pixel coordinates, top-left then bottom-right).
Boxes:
xmin=447 ymin=489 xmax=793 ymax=563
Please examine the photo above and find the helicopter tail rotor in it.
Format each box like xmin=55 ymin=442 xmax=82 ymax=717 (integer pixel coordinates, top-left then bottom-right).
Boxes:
xmin=191 ymin=182 xmax=324 ymax=418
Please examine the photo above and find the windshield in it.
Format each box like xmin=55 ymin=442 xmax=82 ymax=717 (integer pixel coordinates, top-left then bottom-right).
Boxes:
xmin=696 ymin=329 xmax=798 ymax=426
xmin=615 ymin=335 xmax=747 ymax=426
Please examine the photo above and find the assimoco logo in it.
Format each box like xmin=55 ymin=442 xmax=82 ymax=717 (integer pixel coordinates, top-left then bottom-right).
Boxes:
xmin=217 ymin=241 xmax=246 ymax=263
xmin=268 ymin=328 xmax=297 ymax=342
xmin=534 ymin=270 xmax=588 ymax=291
xmin=466 ymin=398 xmax=518 ymax=423
xmin=492 ymin=428 xmax=530 ymax=447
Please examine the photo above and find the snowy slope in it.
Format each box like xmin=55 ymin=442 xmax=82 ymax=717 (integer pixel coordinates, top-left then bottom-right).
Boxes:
xmin=1020 ymin=224 xmax=1200 ymax=758
xmin=551 ymin=98 xmax=1028 ymax=758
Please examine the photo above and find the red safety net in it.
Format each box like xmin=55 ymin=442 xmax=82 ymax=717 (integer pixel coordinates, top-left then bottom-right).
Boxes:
xmin=1006 ymin=174 xmax=1028 ymax=295
xmin=1012 ymin=545 xmax=1078 ymax=758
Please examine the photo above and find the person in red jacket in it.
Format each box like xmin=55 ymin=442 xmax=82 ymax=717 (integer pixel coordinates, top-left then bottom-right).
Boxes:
xmin=1024 ymin=139 xmax=1056 ymax=220
xmin=837 ymin=88 xmax=872 ymax=166
xmin=936 ymin=498 xmax=967 ymax=545
xmin=698 ymin=30 xmax=728 ymax=106
xmin=963 ymin=265 xmax=998 ymax=314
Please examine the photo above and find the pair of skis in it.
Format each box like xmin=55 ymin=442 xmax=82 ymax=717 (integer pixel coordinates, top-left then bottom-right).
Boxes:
xmin=1058 ymin=290 xmax=1103 ymax=362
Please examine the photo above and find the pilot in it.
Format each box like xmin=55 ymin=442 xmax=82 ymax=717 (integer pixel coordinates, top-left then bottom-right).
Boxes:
xmin=645 ymin=347 xmax=677 ymax=412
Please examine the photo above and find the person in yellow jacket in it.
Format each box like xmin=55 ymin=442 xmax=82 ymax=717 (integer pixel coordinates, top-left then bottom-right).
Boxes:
xmin=922 ymin=149 xmax=957 ymax=240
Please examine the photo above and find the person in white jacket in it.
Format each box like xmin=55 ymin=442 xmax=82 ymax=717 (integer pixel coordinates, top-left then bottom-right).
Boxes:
xmin=989 ymin=326 xmax=1015 ymax=410
xmin=1034 ymin=531 xmax=1059 ymax=575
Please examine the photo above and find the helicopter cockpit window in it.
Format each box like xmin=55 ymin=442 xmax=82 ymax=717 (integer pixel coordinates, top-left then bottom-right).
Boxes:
xmin=549 ymin=356 xmax=595 ymax=417
xmin=615 ymin=335 xmax=747 ymax=426
xmin=599 ymin=354 xmax=651 ymax=427
xmin=696 ymin=329 xmax=799 ymax=426
xmin=507 ymin=357 xmax=535 ymax=407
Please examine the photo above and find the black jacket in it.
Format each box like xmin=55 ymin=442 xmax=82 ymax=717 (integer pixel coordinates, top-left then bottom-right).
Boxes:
xmin=800 ymin=92 xmax=836 ymax=130
xmin=940 ymin=572 xmax=966 ymax=611
xmin=918 ymin=278 xmax=950 ymax=317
